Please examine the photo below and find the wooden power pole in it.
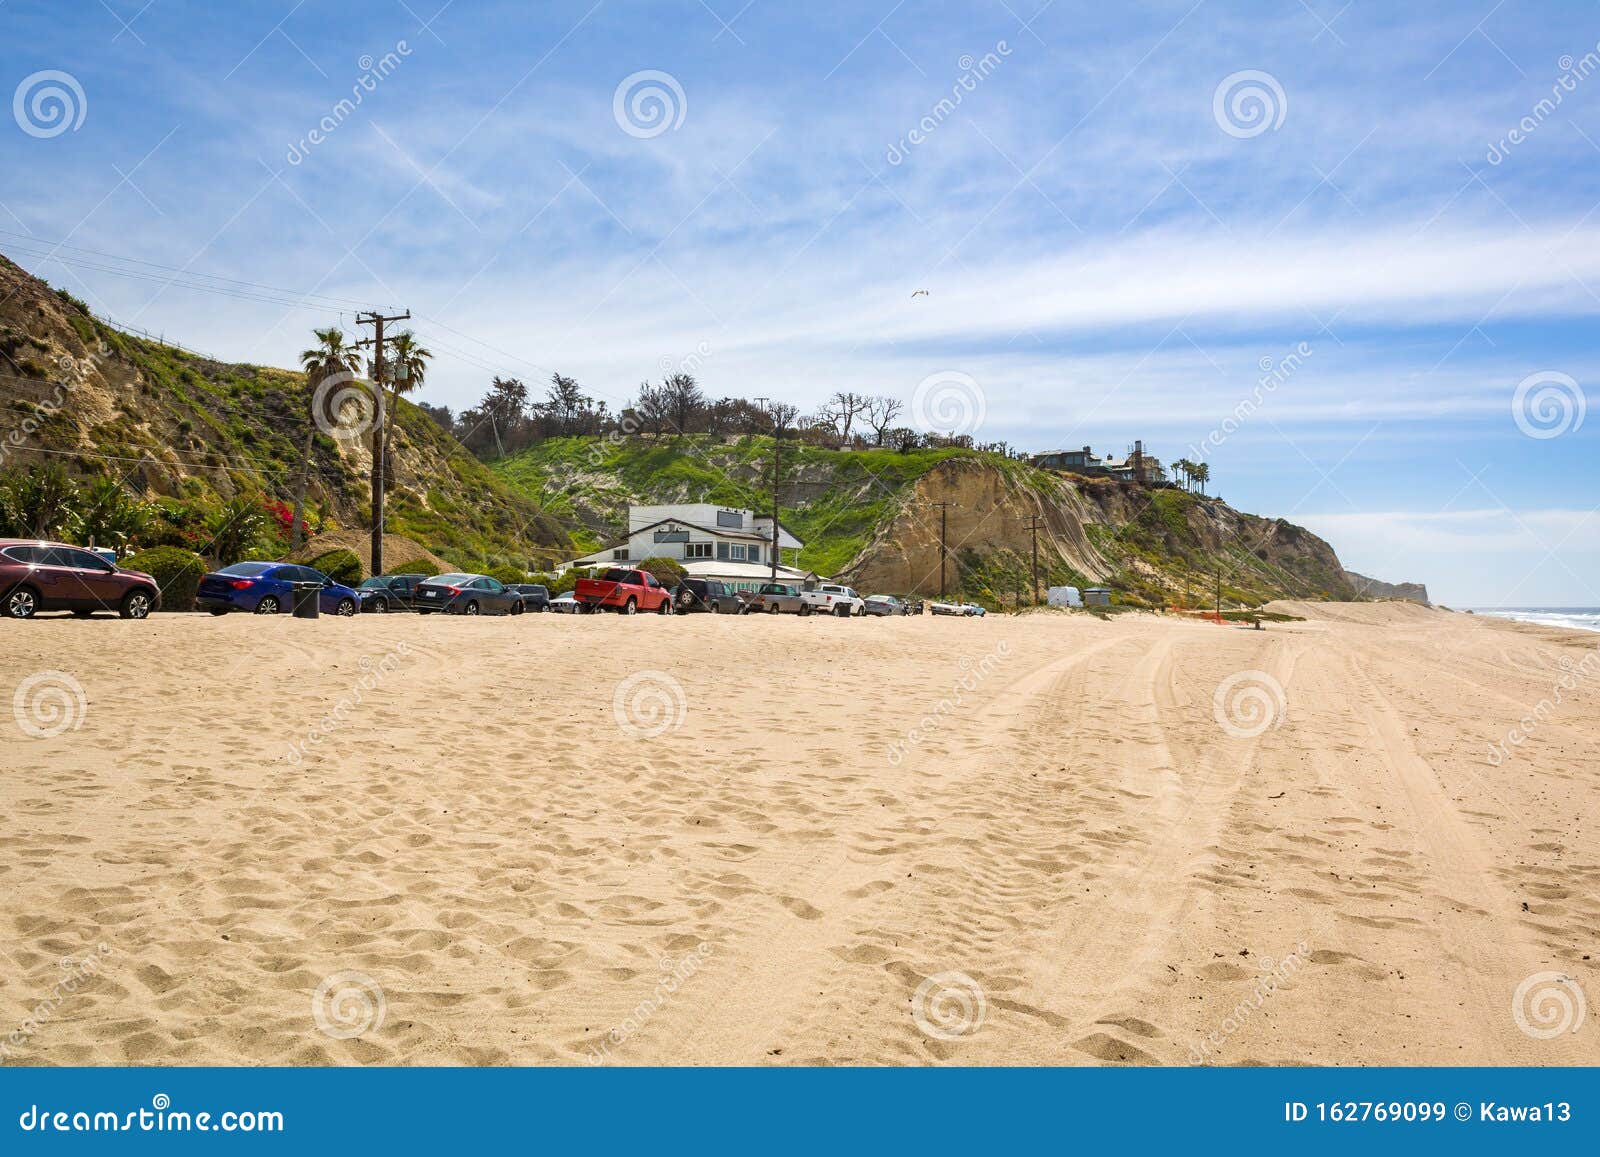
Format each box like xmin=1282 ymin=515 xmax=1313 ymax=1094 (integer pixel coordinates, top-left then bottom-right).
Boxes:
xmin=1022 ymin=513 xmax=1045 ymax=606
xmin=354 ymin=309 xmax=410 ymax=576
xmin=927 ymin=501 xmax=957 ymax=598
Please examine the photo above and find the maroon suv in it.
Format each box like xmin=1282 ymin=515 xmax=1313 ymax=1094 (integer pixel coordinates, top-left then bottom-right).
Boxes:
xmin=0 ymin=540 xmax=161 ymax=619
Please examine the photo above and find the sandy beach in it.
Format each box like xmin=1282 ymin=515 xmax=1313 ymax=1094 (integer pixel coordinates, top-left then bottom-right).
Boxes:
xmin=2 ymin=602 xmax=1596 ymax=1066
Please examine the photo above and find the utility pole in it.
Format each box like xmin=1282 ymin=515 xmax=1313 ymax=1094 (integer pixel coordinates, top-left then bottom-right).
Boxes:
xmin=1021 ymin=513 xmax=1045 ymax=607
xmin=354 ymin=309 xmax=410 ymax=576
xmin=927 ymin=501 xmax=957 ymax=598
xmin=755 ymin=397 xmax=781 ymax=581
xmin=1215 ymin=566 xmax=1222 ymax=621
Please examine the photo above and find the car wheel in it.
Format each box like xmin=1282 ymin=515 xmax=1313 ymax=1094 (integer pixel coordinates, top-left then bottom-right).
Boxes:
xmin=659 ymin=598 xmax=673 ymax=615
xmin=255 ymin=595 xmax=281 ymax=615
xmin=622 ymin=598 xmax=637 ymax=615
xmin=4 ymin=586 xmax=40 ymax=619
xmin=709 ymin=601 xmax=720 ymax=614
xmin=336 ymin=598 xmax=357 ymax=617
xmin=511 ymin=600 xmax=525 ymax=616
xmin=464 ymin=601 xmax=481 ymax=616
xmin=371 ymin=597 xmax=388 ymax=613
xmin=767 ymin=602 xmax=780 ymax=615
xmin=799 ymin=603 xmax=812 ymax=617
xmin=120 ymin=589 xmax=154 ymax=620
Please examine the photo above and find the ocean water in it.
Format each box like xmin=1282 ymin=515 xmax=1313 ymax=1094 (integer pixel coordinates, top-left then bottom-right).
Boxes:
xmin=1471 ymin=608 xmax=1600 ymax=633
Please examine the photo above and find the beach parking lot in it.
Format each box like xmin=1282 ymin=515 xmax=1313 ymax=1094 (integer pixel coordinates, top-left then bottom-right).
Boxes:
xmin=2 ymin=603 xmax=1596 ymax=1066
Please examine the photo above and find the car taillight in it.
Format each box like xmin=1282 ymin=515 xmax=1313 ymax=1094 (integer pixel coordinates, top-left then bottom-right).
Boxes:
xmin=228 ymin=579 xmax=254 ymax=590
xmin=445 ymin=586 xmax=461 ymax=595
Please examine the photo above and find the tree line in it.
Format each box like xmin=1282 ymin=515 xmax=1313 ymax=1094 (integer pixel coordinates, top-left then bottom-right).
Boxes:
xmin=416 ymin=374 xmax=1026 ymax=460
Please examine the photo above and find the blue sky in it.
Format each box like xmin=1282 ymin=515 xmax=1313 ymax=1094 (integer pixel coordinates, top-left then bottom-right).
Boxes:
xmin=2 ymin=0 xmax=1596 ymax=606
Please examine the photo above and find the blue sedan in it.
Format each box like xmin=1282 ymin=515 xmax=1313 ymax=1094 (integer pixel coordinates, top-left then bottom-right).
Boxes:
xmin=195 ymin=562 xmax=360 ymax=616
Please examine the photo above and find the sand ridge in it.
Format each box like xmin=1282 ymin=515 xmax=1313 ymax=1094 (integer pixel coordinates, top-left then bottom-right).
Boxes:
xmin=1 ymin=605 xmax=1596 ymax=1065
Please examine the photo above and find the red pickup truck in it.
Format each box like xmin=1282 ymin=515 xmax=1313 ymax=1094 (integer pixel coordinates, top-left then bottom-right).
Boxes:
xmin=573 ymin=567 xmax=675 ymax=615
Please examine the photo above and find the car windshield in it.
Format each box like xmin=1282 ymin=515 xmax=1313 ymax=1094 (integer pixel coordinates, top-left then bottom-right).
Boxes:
xmin=429 ymin=573 xmax=474 ymax=585
xmin=601 ymin=568 xmax=633 ymax=582
xmin=358 ymin=577 xmax=388 ymax=589
xmin=218 ymin=562 xmax=273 ymax=577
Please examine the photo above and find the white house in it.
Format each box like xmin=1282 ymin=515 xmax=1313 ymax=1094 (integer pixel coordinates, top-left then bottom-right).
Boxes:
xmin=560 ymin=504 xmax=816 ymax=593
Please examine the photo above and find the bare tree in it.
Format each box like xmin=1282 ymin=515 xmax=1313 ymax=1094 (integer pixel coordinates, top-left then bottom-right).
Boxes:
xmin=863 ymin=395 xmax=903 ymax=445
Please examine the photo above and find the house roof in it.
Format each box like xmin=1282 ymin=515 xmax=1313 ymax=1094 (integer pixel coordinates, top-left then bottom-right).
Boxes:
xmin=683 ymin=559 xmax=817 ymax=582
xmin=568 ymin=516 xmax=800 ymax=565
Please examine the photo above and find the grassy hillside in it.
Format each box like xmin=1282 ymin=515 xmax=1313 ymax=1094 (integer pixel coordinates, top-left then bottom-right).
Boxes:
xmin=0 ymin=253 xmax=570 ymax=569
xmin=492 ymin=434 xmax=974 ymax=577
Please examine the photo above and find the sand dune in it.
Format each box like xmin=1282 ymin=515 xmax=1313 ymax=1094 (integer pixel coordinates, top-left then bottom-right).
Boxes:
xmin=1 ymin=605 xmax=1596 ymax=1065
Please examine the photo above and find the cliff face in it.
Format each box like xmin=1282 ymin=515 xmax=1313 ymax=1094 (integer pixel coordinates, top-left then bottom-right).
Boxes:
xmin=1344 ymin=570 xmax=1430 ymax=605
xmin=836 ymin=458 xmax=1358 ymax=606
xmin=0 ymin=253 xmax=568 ymax=566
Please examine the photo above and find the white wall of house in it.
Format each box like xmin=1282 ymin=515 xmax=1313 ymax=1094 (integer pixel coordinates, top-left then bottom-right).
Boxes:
xmin=563 ymin=504 xmax=807 ymax=576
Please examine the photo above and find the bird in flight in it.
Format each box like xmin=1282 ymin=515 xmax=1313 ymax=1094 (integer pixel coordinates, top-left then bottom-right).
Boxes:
xmin=911 ymin=289 xmax=929 ymax=298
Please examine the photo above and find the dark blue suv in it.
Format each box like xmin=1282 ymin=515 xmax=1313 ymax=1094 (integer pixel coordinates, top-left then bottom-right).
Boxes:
xmin=196 ymin=562 xmax=360 ymax=616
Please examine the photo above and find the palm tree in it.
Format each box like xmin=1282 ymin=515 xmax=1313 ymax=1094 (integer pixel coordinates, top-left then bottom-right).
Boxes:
xmin=1192 ymin=461 xmax=1211 ymax=496
xmin=379 ymin=332 xmax=432 ymax=497
xmin=296 ymin=327 xmax=362 ymax=551
xmin=1170 ymin=458 xmax=1193 ymax=492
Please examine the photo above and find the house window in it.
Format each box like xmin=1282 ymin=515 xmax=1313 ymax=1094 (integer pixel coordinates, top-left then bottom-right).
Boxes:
xmin=685 ymin=542 xmax=712 ymax=559
xmin=747 ymin=545 xmax=760 ymax=564
xmin=729 ymin=544 xmax=747 ymax=561
xmin=613 ymin=549 xmax=628 ymax=560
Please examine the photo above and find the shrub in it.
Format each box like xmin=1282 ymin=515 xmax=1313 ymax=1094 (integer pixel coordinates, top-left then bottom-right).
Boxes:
xmin=486 ymin=564 xmax=526 ymax=584
xmin=638 ymin=555 xmax=686 ymax=589
xmin=121 ymin=546 xmax=206 ymax=612
xmin=308 ymin=548 xmax=363 ymax=586
xmin=385 ymin=558 xmax=438 ymax=577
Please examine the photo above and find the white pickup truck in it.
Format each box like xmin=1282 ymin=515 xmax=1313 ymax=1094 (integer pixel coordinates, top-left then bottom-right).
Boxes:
xmin=806 ymin=583 xmax=866 ymax=617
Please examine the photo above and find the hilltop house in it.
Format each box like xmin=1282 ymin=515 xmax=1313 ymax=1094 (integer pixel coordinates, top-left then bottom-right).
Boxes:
xmin=559 ymin=504 xmax=816 ymax=593
xmin=1031 ymin=440 xmax=1167 ymax=485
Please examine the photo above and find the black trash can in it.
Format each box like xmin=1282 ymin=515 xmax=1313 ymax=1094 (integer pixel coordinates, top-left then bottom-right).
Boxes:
xmin=291 ymin=581 xmax=321 ymax=619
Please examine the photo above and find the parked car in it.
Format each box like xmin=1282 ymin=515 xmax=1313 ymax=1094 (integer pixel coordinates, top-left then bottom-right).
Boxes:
xmin=752 ymin=582 xmax=811 ymax=615
xmin=811 ymin=583 xmax=866 ymax=617
xmin=414 ymin=572 xmax=524 ymax=615
xmin=574 ymin=567 xmax=674 ymax=615
xmin=195 ymin=562 xmax=358 ymax=616
xmin=357 ymin=573 xmax=428 ymax=613
xmin=863 ymin=594 xmax=910 ymax=616
xmin=506 ymin=583 xmax=551 ymax=612
xmin=549 ymin=593 xmax=581 ymax=613
xmin=929 ymin=600 xmax=986 ymax=617
xmin=673 ymin=578 xmax=744 ymax=614
xmin=960 ymin=602 xmax=988 ymax=617
xmin=0 ymin=540 xmax=161 ymax=619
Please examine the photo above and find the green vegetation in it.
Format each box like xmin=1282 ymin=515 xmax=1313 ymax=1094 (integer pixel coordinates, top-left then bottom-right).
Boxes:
xmin=309 ymin=548 xmax=363 ymax=586
xmin=486 ymin=563 xmax=527 ymax=584
xmin=638 ymin=555 xmax=686 ymax=589
xmin=121 ymin=546 xmax=207 ymax=612
xmin=385 ymin=558 xmax=439 ymax=577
